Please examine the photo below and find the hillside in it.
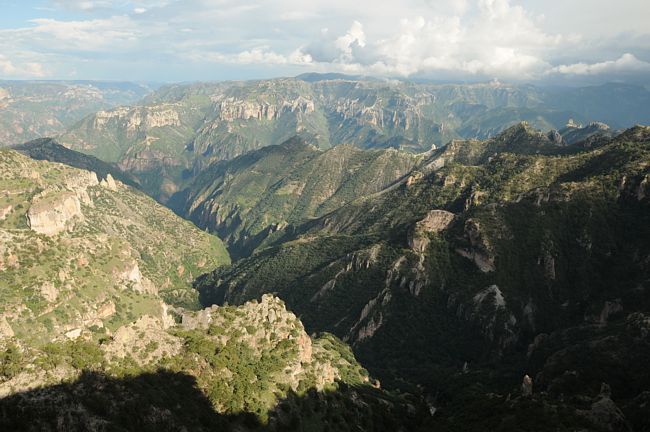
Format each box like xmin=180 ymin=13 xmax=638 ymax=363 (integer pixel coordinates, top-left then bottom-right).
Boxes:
xmin=0 ymin=149 xmax=434 ymax=430
xmin=0 ymin=81 xmax=152 ymax=146
xmin=195 ymin=125 xmax=650 ymax=431
xmin=57 ymin=77 xmax=649 ymax=201
xmin=170 ymin=137 xmax=420 ymax=258
xmin=0 ymin=295 xmax=429 ymax=431
xmin=0 ymin=149 xmax=229 ymax=349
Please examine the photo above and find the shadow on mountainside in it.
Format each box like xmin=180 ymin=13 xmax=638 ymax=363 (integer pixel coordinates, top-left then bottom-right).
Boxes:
xmin=0 ymin=369 xmax=433 ymax=432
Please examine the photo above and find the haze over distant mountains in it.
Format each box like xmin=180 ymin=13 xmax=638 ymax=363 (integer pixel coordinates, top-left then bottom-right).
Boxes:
xmin=4 ymin=76 xmax=638 ymax=202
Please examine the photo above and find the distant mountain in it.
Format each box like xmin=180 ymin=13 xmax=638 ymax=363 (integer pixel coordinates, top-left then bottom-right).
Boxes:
xmin=195 ymin=124 xmax=650 ymax=431
xmin=296 ymin=72 xmax=378 ymax=82
xmin=57 ymin=77 xmax=650 ymax=202
xmin=0 ymin=80 xmax=152 ymax=146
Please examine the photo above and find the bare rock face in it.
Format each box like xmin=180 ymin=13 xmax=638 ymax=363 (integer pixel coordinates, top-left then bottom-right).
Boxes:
xmin=217 ymin=96 xmax=315 ymax=122
xmin=104 ymin=315 xmax=182 ymax=365
xmin=0 ymin=204 xmax=12 ymax=221
xmin=181 ymin=305 xmax=219 ymax=330
xmin=417 ymin=210 xmax=456 ymax=233
xmin=27 ymin=192 xmax=83 ymax=236
xmin=522 ymin=374 xmax=533 ymax=397
xmin=0 ymin=316 xmax=14 ymax=338
xmin=456 ymin=219 xmax=496 ymax=272
xmin=93 ymin=106 xmax=181 ymax=132
xmin=100 ymin=173 xmax=118 ymax=191
xmin=40 ymin=281 xmax=58 ymax=303
xmin=115 ymin=260 xmax=156 ymax=294
xmin=144 ymin=109 xmax=181 ymax=128
xmin=408 ymin=210 xmax=455 ymax=253
xmin=638 ymin=175 xmax=649 ymax=201
xmin=96 ymin=301 xmax=116 ymax=319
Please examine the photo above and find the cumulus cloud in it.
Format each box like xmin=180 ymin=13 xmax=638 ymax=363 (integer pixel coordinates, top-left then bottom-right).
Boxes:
xmin=548 ymin=53 xmax=650 ymax=76
xmin=298 ymin=0 xmax=561 ymax=79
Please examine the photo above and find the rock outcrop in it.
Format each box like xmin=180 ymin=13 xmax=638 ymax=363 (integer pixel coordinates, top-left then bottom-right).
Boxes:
xmin=408 ymin=209 xmax=455 ymax=252
xmin=27 ymin=192 xmax=83 ymax=236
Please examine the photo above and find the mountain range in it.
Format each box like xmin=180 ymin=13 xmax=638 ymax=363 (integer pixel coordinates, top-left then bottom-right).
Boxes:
xmin=0 ymin=81 xmax=153 ymax=146
xmin=1 ymin=75 xmax=649 ymax=431
xmin=56 ymin=77 xmax=648 ymax=201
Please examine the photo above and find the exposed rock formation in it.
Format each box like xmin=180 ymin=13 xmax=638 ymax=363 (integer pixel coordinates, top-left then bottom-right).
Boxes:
xmin=521 ymin=374 xmax=533 ymax=397
xmin=100 ymin=173 xmax=118 ymax=191
xmin=408 ymin=209 xmax=456 ymax=252
xmin=27 ymin=192 xmax=83 ymax=236
xmin=217 ymin=96 xmax=315 ymax=122
xmin=0 ymin=316 xmax=14 ymax=338
xmin=104 ymin=315 xmax=182 ymax=365
xmin=0 ymin=205 xmax=12 ymax=221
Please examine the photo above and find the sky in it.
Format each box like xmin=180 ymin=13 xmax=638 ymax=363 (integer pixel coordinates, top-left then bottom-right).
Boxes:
xmin=0 ymin=0 xmax=649 ymax=85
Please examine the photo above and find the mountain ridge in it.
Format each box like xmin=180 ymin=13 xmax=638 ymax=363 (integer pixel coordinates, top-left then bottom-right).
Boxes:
xmin=56 ymin=77 xmax=649 ymax=201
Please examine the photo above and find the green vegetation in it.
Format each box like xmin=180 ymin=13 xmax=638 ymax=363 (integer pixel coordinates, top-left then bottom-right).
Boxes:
xmin=0 ymin=149 xmax=229 ymax=347
xmin=0 ymin=295 xmax=428 ymax=430
xmin=196 ymin=125 xmax=650 ymax=431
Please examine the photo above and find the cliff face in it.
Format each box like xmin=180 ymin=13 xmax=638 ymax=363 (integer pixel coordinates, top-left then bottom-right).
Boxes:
xmin=27 ymin=192 xmax=84 ymax=236
xmin=215 ymin=95 xmax=315 ymax=122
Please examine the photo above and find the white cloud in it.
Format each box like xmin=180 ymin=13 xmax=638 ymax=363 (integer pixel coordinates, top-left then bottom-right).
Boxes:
xmin=27 ymin=16 xmax=140 ymax=51
xmin=548 ymin=53 xmax=650 ymax=76
xmin=52 ymin=1 xmax=115 ymax=11
xmin=0 ymin=54 xmax=47 ymax=78
xmin=298 ymin=0 xmax=561 ymax=79
xmin=0 ymin=0 xmax=648 ymax=82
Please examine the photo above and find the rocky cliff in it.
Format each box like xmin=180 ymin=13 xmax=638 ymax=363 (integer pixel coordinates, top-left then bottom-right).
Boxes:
xmin=0 ymin=295 xmax=428 ymax=431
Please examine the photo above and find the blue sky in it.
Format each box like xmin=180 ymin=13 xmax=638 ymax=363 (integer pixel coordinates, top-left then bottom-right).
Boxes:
xmin=1 ymin=0 xmax=649 ymax=84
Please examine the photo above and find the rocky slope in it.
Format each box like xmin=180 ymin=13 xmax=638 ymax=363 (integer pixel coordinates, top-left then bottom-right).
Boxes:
xmin=196 ymin=124 xmax=650 ymax=431
xmin=0 ymin=81 xmax=151 ymax=146
xmin=0 ymin=295 xmax=429 ymax=431
xmin=0 ymin=148 xmax=431 ymax=431
xmin=57 ymin=77 xmax=649 ymax=201
xmin=0 ymin=149 xmax=229 ymax=349
xmin=170 ymin=136 xmax=420 ymax=258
